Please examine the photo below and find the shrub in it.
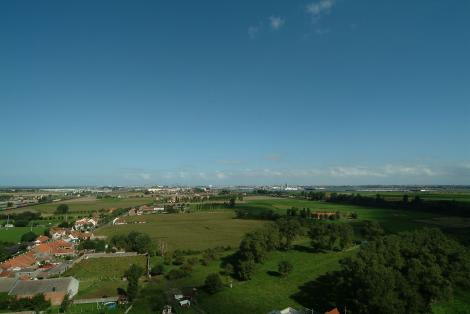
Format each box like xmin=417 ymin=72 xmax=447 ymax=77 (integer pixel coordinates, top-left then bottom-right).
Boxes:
xmin=205 ymin=273 xmax=224 ymax=294
xmin=150 ymin=264 xmax=165 ymax=276
xmin=278 ymin=260 xmax=293 ymax=277
xmin=165 ymin=269 xmax=188 ymax=280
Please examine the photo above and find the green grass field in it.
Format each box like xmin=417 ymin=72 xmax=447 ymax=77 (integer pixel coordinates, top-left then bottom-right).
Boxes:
xmin=96 ymin=211 xmax=265 ymax=251
xmin=64 ymin=256 xmax=147 ymax=299
xmin=238 ymin=198 xmax=438 ymax=233
xmin=5 ymin=196 xmax=155 ymax=214
xmin=432 ymin=290 xmax=470 ymax=313
xmin=0 ymin=226 xmax=46 ymax=243
xmin=76 ymin=196 xmax=470 ymax=313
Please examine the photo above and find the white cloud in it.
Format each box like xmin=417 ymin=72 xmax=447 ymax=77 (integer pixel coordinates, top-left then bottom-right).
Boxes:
xmin=139 ymin=173 xmax=151 ymax=180
xmin=215 ymin=171 xmax=228 ymax=179
xmin=248 ymin=25 xmax=260 ymax=39
xmin=306 ymin=0 xmax=335 ymax=20
xmin=269 ymin=16 xmax=285 ymax=30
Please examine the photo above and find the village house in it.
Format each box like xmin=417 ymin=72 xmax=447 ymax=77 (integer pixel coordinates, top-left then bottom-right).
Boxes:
xmin=5 ymin=276 xmax=79 ymax=305
xmin=128 ymin=208 xmax=139 ymax=216
xmin=66 ymin=231 xmax=94 ymax=244
xmin=50 ymin=227 xmax=68 ymax=240
xmin=34 ymin=239 xmax=76 ymax=257
xmin=35 ymin=235 xmax=49 ymax=244
xmin=0 ymin=251 xmax=38 ymax=275
xmin=73 ymin=218 xmax=98 ymax=231
xmin=112 ymin=217 xmax=127 ymax=225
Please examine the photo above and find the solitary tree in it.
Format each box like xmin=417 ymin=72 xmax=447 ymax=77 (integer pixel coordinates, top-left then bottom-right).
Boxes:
xmin=205 ymin=273 xmax=224 ymax=294
xmin=20 ymin=231 xmax=37 ymax=243
xmin=55 ymin=204 xmax=69 ymax=214
xmin=125 ymin=264 xmax=144 ymax=301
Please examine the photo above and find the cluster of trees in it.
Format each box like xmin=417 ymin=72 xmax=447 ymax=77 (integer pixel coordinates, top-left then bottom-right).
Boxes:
xmin=0 ymin=211 xmax=41 ymax=227
xmin=0 ymin=293 xmax=50 ymax=312
xmin=300 ymin=191 xmax=327 ymax=201
xmin=235 ymin=207 xmax=280 ymax=220
xmin=231 ymin=219 xmax=302 ymax=280
xmin=55 ymin=204 xmax=69 ymax=214
xmin=328 ymin=193 xmax=470 ymax=217
xmin=361 ymin=220 xmax=384 ymax=240
xmin=304 ymin=228 xmax=470 ymax=314
xmin=0 ymin=241 xmax=27 ymax=262
xmin=78 ymin=239 xmax=106 ymax=252
xmin=110 ymin=232 xmax=152 ymax=253
xmin=308 ymin=223 xmax=353 ymax=252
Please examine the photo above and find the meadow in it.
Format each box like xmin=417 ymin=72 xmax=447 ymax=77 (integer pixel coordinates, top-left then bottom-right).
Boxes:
xmin=238 ymin=198 xmax=438 ymax=233
xmin=64 ymin=255 xmax=147 ymax=299
xmin=96 ymin=211 xmax=265 ymax=251
xmin=4 ymin=196 xmax=155 ymax=215
xmin=71 ymin=196 xmax=470 ymax=313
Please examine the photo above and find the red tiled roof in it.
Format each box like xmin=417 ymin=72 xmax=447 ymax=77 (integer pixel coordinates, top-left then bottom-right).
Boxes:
xmin=0 ymin=251 xmax=37 ymax=270
xmin=325 ymin=308 xmax=340 ymax=314
xmin=69 ymin=231 xmax=93 ymax=240
xmin=34 ymin=240 xmax=75 ymax=255
xmin=36 ymin=235 xmax=49 ymax=243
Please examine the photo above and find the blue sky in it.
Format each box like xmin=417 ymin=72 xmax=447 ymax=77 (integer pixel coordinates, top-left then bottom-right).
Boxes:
xmin=1 ymin=0 xmax=469 ymax=186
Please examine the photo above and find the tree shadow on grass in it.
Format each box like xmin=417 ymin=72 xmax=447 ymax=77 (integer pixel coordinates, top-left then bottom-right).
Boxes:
xmin=290 ymin=272 xmax=341 ymax=313
xmin=267 ymin=270 xmax=281 ymax=277
xmin=292 ymin=244 xmax=318 ymax=253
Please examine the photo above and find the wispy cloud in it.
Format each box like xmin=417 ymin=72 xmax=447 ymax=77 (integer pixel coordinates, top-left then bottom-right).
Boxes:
xmin=248 ymin=25 xmax=261 ymax=39
xmin=116 ymin=162 xmax=470 ymax=185
xmin=306 ymin=0 xmax=336 ymax=20
xmin=269 ymin=16 xmax=285 ymax=30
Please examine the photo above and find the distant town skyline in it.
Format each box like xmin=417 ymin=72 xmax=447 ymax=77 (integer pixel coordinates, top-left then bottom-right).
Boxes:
xmin=1 ymin=0 xmax=469 ymax=186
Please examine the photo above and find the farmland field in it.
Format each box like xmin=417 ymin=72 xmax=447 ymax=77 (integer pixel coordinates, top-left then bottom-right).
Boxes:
xmin=5 ymin=196 xmax=155 ymax=215
xmin=96 ymin=211 xmax=265 ymax=251
xmin=236 ymin=198 xmax=439 ymax=233
xmin=85 ymin=196 xmax=470 ymax=313
xmin=64 ymin=255 xmax=147 ymax=298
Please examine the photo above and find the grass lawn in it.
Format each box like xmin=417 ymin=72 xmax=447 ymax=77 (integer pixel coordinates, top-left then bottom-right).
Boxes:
xmin=195 ymin=247 xmax=356 ymax=314
xmin=0 ymin=226 xmax=46 ymax=243
xmin=8 ymin=197 xmax=155 ymax=214
xmin=96 ymin=211 xmax=265 ymax=251
xmin=63 ymin=256 xmax=147 ymax=299
xmin=433 ymin=289 xmax=470 ymax=314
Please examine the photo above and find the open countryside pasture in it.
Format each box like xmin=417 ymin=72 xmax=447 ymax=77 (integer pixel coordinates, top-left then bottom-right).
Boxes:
xmin=96 ymin=212 xmax=265 ymax=251
xmin=239 ymin=198 xmax=439 ymax=233
xmin=64 ymin=255 xmax=147 ymax=298
xmin=6 ymin=196 xmax=155 ymax=215
xmin=197 ymin=248 xmax=356 ymax=314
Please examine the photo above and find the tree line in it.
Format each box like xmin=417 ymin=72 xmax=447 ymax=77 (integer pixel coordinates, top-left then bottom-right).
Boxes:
xmin=327 ymin=193 xmax=470 ymax=217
